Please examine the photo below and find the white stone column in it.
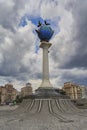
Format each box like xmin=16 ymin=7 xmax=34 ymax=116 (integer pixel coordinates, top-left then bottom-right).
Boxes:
xmin=40 ymin=41 xmax=53 ymax=88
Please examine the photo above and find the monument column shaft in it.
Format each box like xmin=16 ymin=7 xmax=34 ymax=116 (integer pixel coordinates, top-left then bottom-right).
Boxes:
xmin=40 ymin=41 xmax=53 ymax=88
xmin=43 ymin=45 xmax=49 ymax=80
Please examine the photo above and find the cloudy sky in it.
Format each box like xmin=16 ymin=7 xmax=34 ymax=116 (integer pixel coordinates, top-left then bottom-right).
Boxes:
xmin=0 ymin=0 xmax=87 ymax=91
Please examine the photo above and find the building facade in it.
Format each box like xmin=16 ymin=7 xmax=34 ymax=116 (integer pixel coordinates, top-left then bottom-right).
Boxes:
xmin=0 ymin=84 xmax=18 ymax=103
xmin=63 ymin=82 xmax=83 ymax=100
xmin=21 ymin=83 xmax=32 ymax=97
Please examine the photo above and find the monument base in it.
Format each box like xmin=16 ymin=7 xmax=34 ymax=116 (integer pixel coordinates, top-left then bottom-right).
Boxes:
xmin=32 ymin=87 xmax=69 ymax=99
xmin=35 ymin=87 xmax=58 ymax=96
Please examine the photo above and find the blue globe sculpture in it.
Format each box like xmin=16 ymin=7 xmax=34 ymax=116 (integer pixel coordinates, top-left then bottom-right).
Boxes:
xmin=35 ymin=21 xmax=54 ymax=42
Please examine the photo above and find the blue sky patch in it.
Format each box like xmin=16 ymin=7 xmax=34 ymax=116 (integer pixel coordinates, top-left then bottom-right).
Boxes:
xmin=19 ymin=14 xmax=60 ymax=30
xmin=19 ymin=15 xmax=60 ymax=53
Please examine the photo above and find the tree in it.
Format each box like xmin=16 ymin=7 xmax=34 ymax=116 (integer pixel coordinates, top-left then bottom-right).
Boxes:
xmin=15 ymin=95 xmax=22 ymax=103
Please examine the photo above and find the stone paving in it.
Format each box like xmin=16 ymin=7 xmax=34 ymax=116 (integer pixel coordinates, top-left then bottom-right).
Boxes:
xmin=0 ymin=99 xmax=87 ymax=130
xmin=0 ymin=105 xmax=18 ymax=111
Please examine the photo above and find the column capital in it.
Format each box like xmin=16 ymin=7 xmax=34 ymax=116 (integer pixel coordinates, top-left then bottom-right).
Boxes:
xmin=40 ymin=41 xmax=52 ymax=48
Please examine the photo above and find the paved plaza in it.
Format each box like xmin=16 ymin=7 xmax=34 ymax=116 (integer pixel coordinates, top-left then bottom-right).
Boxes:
xmin=0 ymin=99 xmax=87 ymax=130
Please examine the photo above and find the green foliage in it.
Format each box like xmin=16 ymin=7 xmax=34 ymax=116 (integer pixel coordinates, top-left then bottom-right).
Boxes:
xmin=60 ymin=90 xmax=66 ymax=95
xmin=15 ymin=95 xmax=23 ymax=103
